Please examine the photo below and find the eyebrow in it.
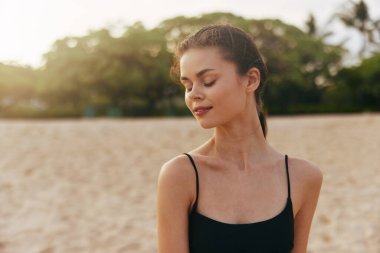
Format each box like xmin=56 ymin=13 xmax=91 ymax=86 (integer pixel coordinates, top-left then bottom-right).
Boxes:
xmin=180 ymin=68 xmax=216 ymax=81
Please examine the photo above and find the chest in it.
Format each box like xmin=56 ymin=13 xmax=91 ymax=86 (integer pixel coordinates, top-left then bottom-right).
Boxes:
xmin=196 ymin=166 xmax=289 ymax=224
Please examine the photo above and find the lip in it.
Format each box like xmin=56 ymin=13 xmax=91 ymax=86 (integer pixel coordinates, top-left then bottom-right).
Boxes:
xmin=193 ymin=106 xmax=212 ymax=116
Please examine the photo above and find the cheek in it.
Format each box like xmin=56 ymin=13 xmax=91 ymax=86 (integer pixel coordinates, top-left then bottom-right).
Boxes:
xmin=221 ymin=95 xmax=244 ymax=116
xmin=213 ymin=84 xmax=246 ymax=113
xmin=213 ymin=83 xmax=244 ymax=104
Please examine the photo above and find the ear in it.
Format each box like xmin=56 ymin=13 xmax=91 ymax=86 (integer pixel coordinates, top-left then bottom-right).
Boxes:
xmin=245 ymin=67 xmax=261 ymax=94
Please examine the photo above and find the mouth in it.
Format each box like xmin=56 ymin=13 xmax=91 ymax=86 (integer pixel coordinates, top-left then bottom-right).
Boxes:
xmin=194 ymin=107 xmax=213 ymax=116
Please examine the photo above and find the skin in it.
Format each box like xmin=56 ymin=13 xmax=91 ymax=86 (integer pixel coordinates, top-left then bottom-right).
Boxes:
xmin=157 ymin=47 xmax=323 ymax=253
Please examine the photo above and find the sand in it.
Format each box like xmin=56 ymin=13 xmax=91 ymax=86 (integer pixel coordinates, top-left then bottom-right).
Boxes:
xmin=0 ymin=113 xmax=379 ymax=253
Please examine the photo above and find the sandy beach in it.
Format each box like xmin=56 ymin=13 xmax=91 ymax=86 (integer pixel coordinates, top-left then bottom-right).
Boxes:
xmin=0 ymin=113 xmax=379 ymax=253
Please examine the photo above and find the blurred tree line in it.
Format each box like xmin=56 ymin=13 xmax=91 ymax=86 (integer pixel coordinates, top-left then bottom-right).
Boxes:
xmin=0 ymin=2 xmax=379 ymax=118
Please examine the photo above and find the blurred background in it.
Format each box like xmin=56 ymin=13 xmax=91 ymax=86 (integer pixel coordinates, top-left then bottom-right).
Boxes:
xmin=0 ymin=1 xmax=379 ymax=253
xmin=0 ymin=0 xmax=379 ymax=117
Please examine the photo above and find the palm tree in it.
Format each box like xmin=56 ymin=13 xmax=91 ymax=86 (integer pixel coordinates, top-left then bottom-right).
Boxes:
xmin=333 ymin=0 xmax=380 ymax=59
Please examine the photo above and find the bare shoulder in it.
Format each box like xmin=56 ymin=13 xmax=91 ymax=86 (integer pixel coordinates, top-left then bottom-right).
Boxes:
xmin=157 ymin=154 xmax=196 ymax=213
xmin=287 ymin=156 xmax=324 ymax=252
xmin=288 ymin=156 xmax=323 ymax=187
xmin=159 ymin=154 xmax=196 ymax=184
xmin=156 ymin=154 xmax=198 ymax=252
xmin=287 ymin=156 xmax=324 ymax=215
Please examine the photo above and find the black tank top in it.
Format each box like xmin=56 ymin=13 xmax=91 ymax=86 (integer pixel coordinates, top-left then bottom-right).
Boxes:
xmin=183 ymin=153 xmax=294 ymax=253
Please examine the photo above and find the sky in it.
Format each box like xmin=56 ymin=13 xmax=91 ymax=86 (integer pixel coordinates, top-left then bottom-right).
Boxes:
xmin=0 ymin=0 xmax=379 ymax=68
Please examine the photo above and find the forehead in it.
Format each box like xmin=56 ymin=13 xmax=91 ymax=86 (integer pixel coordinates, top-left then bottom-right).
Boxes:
xmin=180 ymin=47 xmax=226 ymax=76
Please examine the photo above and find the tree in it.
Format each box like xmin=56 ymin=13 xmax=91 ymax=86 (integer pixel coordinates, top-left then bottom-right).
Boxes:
xmin=334 ymin=0 xmax=380 ymax=59
xmin=39 ymin=22 xmax=174 ymax=117
xmin=0 ymin=63 xmax=39 ymax=117
xmin=324 ymin=53 xmax=380 ymax=111
xmin=305 ymin=14 xmax=317 ymax=36
xmin=0 ymin=12 xmax=349 ymax=117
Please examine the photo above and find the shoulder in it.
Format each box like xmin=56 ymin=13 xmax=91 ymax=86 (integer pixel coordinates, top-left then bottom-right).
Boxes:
xmin=288 ymin=156 xmax=323 ymax=188
xmin=157 ymin=154 xmax=197 ymax=213
xmin=156 ymin=154 xmax=197 ymax=252
xmin=287 ymin=156 xmax=323 ymax=214
xmin=287 ymin=156 xmax=323 ymax=251
xmin=159 ymin=154 xmax=196 ymax=184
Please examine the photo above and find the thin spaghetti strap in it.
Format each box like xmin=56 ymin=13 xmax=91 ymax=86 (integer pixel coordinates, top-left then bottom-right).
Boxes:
xmin=285 ymin=154 xmax=291 ymax=200
xmin=183 ymin=153 xmax=199 ymax=212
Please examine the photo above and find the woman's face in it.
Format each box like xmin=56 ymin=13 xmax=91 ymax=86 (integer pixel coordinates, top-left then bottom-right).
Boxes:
xmin=179 ymin=47 xmax=251 ymax=129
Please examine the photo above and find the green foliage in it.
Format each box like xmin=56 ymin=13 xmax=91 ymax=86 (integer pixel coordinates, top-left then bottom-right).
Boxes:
xmin=38 ymin=22 xmax=174 ymax=116
xmin=0 ymin=63 xmax=39 ymax=114
xmin=323 ymin=53 xmax=380 ymax=111
xmin=0 ymin=11 xmax=378 ymax=118
xmin=249 ymin=18 xmax=345 ymax=113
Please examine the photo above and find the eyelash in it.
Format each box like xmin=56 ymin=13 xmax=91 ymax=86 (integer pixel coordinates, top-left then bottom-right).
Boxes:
xmin=185 ymin=80 xmax=216 ymax=92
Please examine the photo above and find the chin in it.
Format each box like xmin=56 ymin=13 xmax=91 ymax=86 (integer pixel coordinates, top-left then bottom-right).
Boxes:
xmin=197 ymin=120 xmax=216 ymax=129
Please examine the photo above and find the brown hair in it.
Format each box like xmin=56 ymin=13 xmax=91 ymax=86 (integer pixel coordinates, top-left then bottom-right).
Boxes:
xmin=170 ymin=23 xmax=269 ymax=138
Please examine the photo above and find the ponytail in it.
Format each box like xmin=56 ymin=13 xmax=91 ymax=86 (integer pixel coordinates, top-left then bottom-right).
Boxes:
xmin=258 ymin=110 xmax=268 ymax=139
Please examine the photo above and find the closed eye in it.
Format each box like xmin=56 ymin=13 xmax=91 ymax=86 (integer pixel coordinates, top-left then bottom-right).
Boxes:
xmin=204 ymin=80 xmax=216 ymax=87
xmin=184 ymin=80 xmax=216 ymax=93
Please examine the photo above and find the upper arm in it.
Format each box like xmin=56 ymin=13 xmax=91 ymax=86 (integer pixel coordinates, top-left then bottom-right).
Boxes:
xmin=292 ymin=161 xmax=323 ymax=253
xmin=156 ymin=156 xmax=193 ymax=253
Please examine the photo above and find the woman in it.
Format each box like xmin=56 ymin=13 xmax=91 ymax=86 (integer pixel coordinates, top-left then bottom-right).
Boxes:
xmin=156 ymin=23 xmax=323 ymax=253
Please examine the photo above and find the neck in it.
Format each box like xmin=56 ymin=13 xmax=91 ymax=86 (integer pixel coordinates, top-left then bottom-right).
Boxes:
xmin=209 ymin=114 xmax=270 ymax=172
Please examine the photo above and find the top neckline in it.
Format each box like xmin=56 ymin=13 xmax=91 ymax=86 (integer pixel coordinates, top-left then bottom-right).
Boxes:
xmin=184 ymin=153 xmax=293 ymax=226
xmin=190 ymin=197 xmax=293 ymax=226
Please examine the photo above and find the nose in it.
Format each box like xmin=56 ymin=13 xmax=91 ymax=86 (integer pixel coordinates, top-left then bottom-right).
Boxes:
xmin=187 ymin=84 xmax=204 ymax=100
